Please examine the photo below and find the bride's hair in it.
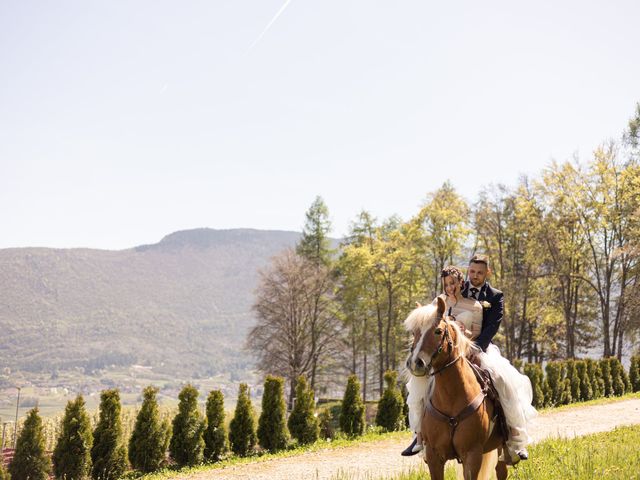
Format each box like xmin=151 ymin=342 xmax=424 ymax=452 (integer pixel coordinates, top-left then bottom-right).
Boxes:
xmin=440 ymin=265 xmax=464 ymax=283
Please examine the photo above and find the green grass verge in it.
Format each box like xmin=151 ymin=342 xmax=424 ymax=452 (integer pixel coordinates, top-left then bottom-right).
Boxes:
xmin=515 ymin=424 xmax=640 ymax=480
xmin=346 ymin=424 xmax=640 ymax=480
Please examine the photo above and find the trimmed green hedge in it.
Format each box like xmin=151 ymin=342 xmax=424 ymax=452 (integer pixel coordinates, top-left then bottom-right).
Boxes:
xmin=525 ymin=356 xmax=635 ymax=408
xmin=375 ymin=370 xmax=405 ymax=432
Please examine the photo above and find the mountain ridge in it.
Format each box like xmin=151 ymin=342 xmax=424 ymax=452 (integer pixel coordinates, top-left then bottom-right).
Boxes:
xmin=0 ymin=228 xmax=303 ymax=379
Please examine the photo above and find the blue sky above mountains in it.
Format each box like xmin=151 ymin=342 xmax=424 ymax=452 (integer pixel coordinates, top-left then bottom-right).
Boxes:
xmin=1 ymin=0 xmax=639 ymax=249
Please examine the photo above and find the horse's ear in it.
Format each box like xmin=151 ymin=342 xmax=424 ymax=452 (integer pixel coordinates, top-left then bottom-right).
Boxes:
xmin=436 ymin=296 xmax=446 ymax=319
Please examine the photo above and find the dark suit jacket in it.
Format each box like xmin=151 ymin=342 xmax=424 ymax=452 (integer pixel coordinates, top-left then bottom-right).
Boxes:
xmin=462 ymin=281 xmax=504 ymax=351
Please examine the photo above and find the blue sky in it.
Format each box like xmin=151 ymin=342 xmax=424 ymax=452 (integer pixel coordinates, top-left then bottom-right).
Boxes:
xmin=1 ymin=0 xmax=639 ymax=249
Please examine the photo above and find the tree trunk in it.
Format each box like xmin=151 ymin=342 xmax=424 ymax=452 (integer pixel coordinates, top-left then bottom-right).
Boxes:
xmin=363 ymin=316 xmax=368 ymax=402
xmin=377 ymin=303 xmax=384 ymax=394
xmin=288 ymin=376 xmax=296 ymax=411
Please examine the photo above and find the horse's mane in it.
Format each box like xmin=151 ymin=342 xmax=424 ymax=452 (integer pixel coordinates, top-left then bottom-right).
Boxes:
xmin=448 ymin=320 xmax=480 ymax=358
xmin=403 ymin=304 xmax=439 ymax=333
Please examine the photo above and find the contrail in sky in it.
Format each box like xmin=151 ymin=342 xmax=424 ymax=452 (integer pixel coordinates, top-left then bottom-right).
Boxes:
xmin=246 ymin=0 xmax=294 ymax=54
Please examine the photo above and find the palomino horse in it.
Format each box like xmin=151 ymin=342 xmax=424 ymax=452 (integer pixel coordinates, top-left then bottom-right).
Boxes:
xmin=405 ymin=297 xmax=508 ymax=480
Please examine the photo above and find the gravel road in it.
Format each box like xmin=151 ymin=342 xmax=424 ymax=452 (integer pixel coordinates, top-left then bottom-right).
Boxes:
xmin=174 ymin=398 xmax=640 ymax=480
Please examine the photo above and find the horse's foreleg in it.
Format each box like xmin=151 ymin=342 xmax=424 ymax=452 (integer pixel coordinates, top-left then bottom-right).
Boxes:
xmin=461 ymin=449 xmax=485 ymax=480
xmin=476 ymin=449 xmax=498 ymax=480
xmin=424 ymin=446 xmax=446 ymax=480
xmin=495 ymin=460 xmax=508 ymax=480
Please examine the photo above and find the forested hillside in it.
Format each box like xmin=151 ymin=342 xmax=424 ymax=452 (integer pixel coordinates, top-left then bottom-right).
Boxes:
xmin=0 ymin=228 xmax=300 ymax=378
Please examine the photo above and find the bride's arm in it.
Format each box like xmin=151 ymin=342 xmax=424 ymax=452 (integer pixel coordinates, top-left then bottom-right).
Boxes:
xmin=455 ymin=321 xmax=474 ymax=339
xmin=470 ymin=302 xmax=483 ymax=339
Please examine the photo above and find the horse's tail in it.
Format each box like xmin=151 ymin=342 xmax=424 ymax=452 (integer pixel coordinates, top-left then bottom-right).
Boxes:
xmin=454 ymin=449 xmax=498 ymax=480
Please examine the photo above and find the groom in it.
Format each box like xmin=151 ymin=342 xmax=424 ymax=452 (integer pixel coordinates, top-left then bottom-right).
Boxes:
xmin=462 ymin=253 xmax=529 ymax=462
xmin=461 ymin=254 xmax=503 ymax=352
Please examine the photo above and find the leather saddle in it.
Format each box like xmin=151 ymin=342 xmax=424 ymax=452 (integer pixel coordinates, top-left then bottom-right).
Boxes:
xmin=466 ymin=357 xmax=510 ymax=443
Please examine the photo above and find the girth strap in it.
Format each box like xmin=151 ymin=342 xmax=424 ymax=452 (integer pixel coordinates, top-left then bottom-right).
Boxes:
xmin=426 ymin=390 xmax=487 ymax=463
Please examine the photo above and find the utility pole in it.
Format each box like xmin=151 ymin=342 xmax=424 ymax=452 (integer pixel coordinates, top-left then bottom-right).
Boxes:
xmin=1 ymin=421 xmax=5 ymax=459
xmin=13 ymin=387 xmax=21 ymax=450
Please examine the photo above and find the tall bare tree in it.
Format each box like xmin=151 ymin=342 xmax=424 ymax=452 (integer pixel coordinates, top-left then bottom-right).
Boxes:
xmin=248 ymin=249 xmax=340 ymax=406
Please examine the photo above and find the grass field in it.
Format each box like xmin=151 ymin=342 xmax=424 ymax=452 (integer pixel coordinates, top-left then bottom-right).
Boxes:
xmin=340 ymin=424 xmax=640 ymax=480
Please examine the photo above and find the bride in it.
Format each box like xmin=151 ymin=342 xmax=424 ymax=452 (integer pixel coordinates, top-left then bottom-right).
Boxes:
xmin=403 ymin=265 xmax=536 ymax=463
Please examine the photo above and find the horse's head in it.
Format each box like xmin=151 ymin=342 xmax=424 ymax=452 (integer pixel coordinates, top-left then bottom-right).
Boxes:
xmin=405 ymin=297 xmax=465 ymax=377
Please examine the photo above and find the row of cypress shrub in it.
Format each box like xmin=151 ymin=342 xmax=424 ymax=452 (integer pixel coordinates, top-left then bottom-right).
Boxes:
xmin=522 ymin=356 xmax=640 ymax=409
xmin=5 ymin=376 xmax=318 ymax=479
xmin=6 ymin=369 xmax=408 ymax=480
xmin=7 ymin=390 xmax=127 ymax=480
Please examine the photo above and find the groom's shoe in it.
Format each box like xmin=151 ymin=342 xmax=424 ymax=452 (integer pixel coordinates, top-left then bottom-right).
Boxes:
xmin=505 ymin=448 xmax=528 ymax=465
xmin=516 ymin=448 xmax=529 ymax=461
xmin=401 ymin=436 xmax=423 ymax=456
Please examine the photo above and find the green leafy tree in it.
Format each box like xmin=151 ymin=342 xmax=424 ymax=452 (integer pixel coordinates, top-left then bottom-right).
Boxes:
xmin=296 ymin=195 xmax=333 ymax=267
xmin=375 ymin=370 xmax=405 ymax=432
xmin=203 ymin=390 xmax=228 ymax=462
xmin=339 ymin=375 xmax=365 ymax=437
xmin=8 ymin=408 xmax=51 ymax=480
xmin=417 ymin=181 xmax=470 ymax=296
xmin=287 ymin=376 xmax=319 ymax=445
xmin=534 ymin=166 xmax=595 ymax=360
xmin=128 ymin=386 xmax=166 ymax=473
xmin=52 ymin=395 xmax=93 ymax=480
xmin=169 ymin=385 xmax=205 ymax=467
xmin=91 ymin=389 xmax=127 ymax=480
xmin=257 ymin=376 xmax=289 ymax=452
xmin=228 ymin=384 xmax=257 ymax=456
xmin=625 ymin=102 xmax=640 ymax=148
xmin=336 ymin=212 xmax=381 ymax=402
xmin=474 ymin=182 xmax=550 ymax=361
xmin=558 ymin=151 xmax=638 ymax=358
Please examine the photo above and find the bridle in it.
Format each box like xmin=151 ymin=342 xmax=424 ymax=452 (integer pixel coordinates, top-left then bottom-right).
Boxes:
xmin=412 ymin=318 xmax=462 ymax=377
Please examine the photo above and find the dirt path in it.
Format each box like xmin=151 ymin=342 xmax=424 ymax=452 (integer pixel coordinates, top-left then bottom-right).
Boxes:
xmin=176 ymin=398 xmax=640 ymax=480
